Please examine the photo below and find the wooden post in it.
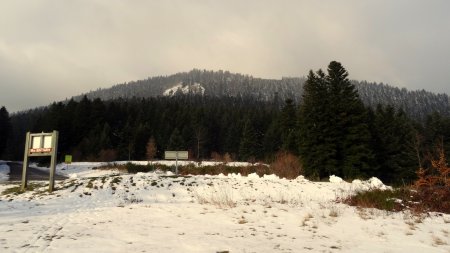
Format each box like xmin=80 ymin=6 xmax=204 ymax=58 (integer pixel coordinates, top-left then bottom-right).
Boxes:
xmin=21 ymin=132 xmax=31 ymax=191
xmin=48 ymin=131 xmax=59 ymax=192
xmin=175 ymin=151 xmax=178 ymax=175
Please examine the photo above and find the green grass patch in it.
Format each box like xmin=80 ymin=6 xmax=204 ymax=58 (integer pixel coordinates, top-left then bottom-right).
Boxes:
xmin=343 ymin=188 xmax=409 ymax=212
xmin=343 ymin=186 xmax=450 ymax=214
xmin=1 ymin=182 xmax=46 ymax=195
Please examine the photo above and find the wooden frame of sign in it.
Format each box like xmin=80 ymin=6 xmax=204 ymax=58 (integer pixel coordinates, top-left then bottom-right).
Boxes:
xmin=21 ymin=131 xmax=59 ymax=192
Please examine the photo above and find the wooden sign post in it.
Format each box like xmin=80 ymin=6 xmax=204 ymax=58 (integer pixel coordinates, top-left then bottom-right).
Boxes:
xmin=21 ymin=131 xmax=59 ymax=192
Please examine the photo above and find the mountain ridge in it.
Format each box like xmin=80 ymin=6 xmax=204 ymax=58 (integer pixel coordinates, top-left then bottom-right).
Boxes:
xmin=72 ymin=69 xmax=450 ymax=121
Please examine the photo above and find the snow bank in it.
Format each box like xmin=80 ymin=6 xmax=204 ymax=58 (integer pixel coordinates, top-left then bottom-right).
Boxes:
xmin=329 ymin=175 xmax=344 ymax=183
xmin=328 ymin=174 xmax=390 ymax=192
xmin=0 ymin=161 xmax=9 ymax=182
xmin=295 ymin=175 xmax=309 ymax=182
xmin=351 ymin=177 xmax=391 ymax=191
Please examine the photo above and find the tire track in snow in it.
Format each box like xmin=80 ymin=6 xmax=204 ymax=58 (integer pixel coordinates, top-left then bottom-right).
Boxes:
xmin=21 ymin=214 xmax=71 ymax=253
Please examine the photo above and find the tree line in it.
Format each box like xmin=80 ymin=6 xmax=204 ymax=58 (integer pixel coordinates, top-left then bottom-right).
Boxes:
xmin=79 ymin=68 xmax=450 ymax=122
xmin=1 ymin=62 xmax=450 ymax=185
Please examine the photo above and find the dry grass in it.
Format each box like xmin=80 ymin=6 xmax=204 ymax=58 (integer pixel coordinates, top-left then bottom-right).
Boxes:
xmin=329 ymin=208 xmax=339 ymax=217
xmin=301 ymin=213 xmax=314 ymax=226
xmin=194 ymin=185 xmax=236 ymax=209
xmin=238 ymin=216 xmax=248 ymax=224
xmin=432 ymin=235 xmax=447 ymax=246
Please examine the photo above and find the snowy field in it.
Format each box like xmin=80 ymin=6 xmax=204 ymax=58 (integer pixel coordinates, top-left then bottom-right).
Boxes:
xmin=0 ymin=162 xmax=449 ymax=253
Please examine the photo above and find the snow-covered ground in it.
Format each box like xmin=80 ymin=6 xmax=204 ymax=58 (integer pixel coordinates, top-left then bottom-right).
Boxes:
xmin=0 ymin=163 xmax=448 ymax=253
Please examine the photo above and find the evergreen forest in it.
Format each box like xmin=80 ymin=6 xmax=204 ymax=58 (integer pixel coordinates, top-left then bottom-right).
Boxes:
xmin=1 ymin=61 xmax=450 ymax=185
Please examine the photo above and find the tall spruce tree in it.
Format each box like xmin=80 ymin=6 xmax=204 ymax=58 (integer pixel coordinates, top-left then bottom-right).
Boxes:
xmin=298 ymin=61 xmax=373 ymax=179
xmin=327 ymin=61 xmax=373 ymax=178
xmin=298 ymin=70 xmax=337 ymax=178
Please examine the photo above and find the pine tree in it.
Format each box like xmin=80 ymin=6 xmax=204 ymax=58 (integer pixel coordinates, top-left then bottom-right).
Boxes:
xmin=298 ymin=62 xmax=373 ymax=179
xmin=280 ymin=99 xmax=297 ymax=154
xmin=299 ymin=70 xmax=338 ymax=178
xmin=263 ymin=120 xmax=282 ymax=158
xmin=132 ymin=123 xmax=149 ymax=160
xmin=0 ymin=106 xmax=11 ymax=158
xmin=239 ymin=118 xmax=258 ymax=162
xmin=326 ymin=61 xmax=373 ymax=178
xmin=167 ymin=128 xmax=185 ymax=150
xmin=371 ymin=105 xmax=421 ymax=184
xmin=424 ymin=112 xmax=450 ymax=159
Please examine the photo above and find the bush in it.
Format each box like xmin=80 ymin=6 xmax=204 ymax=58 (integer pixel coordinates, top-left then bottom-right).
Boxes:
xmin=125 ymin=163 xmax=154 ymax=173
xmin=343 ymin=189 xmax=409 ymax=212
xmin=269 ymin=151 xmax=303 ymax=179
xmin=412 ymin=186 xmax=450 ymax=213
xmin=413 ymin=145 xmax=450 ymax=213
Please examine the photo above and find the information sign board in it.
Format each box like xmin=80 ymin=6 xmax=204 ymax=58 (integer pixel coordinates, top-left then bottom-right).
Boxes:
xmin=164 ymin=151 xmax=189 ymax=160
xmin=164 ymin=151 xmax=188 ymax=175
xmin=22 ymin=131 xmax=59 ymax=192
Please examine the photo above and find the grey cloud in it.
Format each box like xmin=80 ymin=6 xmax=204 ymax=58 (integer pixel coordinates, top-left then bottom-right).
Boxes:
xmin=0 ymin=0 xmax=449 ymax=112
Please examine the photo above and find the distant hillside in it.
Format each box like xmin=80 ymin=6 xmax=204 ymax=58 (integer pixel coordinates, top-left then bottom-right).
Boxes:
xmin=75 ymin=69 xmax=450 ymax=121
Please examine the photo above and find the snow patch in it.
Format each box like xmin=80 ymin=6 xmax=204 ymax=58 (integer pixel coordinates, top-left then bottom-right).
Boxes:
xmin=329 ymin=175 xmax=344 ymax=183
xmin=295 ymin=175 xmax=308 ymax=182
xmin=350 ymin=177 xmax=391 ymax=192
xmin=262 ymin=174 xmax=279 ymax=181
xmin=163 ymin=82 xmax=205 ymax=96
xmin=247 ymin=173 xmax=260 ymax=179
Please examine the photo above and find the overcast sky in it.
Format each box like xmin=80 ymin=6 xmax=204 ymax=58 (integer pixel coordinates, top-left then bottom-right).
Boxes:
xmin=1 ymin=0 xmax=449 ymax=112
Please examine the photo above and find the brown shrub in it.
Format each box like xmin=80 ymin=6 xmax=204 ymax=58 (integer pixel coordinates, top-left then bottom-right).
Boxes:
xmin=413 ymin=145 xmax=450 ymax=213
xmin=412 ymin=187 xmax=450 ymax=214
xmin=269 ymin=151 xmax=303 ymax=179
xmin=223 ymin=153 xmax=233 ymax=163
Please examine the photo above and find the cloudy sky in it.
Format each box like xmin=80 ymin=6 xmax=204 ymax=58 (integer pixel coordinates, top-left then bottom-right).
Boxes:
xmin=1 ymin=0 xmax=449 ymax=112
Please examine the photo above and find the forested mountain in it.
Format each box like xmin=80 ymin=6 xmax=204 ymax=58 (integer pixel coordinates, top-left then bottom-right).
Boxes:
xmin=77 ymin=69 xmax=450 ymax=121
xmin=2 ymin=64 xmax=450 ymax=185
